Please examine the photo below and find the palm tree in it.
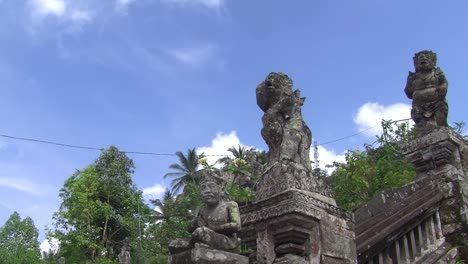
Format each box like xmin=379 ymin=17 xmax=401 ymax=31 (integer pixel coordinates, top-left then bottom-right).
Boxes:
xmin=150 ymin=190 xmax=173 ymax=222
xmin=164 ymin=148 xmax=204 ymax=194
xmin=218 ymin=145 xmax=247 ymax=166
xmin=228 ymin=145 xmax=247 ymax=159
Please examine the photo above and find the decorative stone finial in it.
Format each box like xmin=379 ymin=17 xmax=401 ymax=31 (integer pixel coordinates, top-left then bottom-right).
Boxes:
xmin=256 ymin=72 xmax=312 ymax=171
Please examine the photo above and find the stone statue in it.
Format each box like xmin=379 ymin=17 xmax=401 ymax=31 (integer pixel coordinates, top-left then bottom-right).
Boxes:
xmin=57 ymin=257 xmax=65 ymax=264
xmin=256 ymin=72 xmax=312 ymax=171
xmin=118 ymin=238 xmax=131 ymax=264
xmin=405 ymin=50 xmax=448 ymax=131
xmin=168 ymin=171 xmax=247 ymax=263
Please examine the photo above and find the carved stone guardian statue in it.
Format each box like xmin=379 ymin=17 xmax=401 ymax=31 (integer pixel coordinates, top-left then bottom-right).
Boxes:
xmin=254 ymin=72 xmax=331 ymax=200
xmin=404 ymin=50 xmax=448 ymax=131
xmin=118 ymin=238 xmax=131 ymax=264
xmin=168 ymin=171 xmax=248 ymax=264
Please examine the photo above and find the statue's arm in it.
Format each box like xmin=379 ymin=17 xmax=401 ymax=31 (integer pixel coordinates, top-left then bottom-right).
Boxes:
xmin=210 ymin=201 xmax=241 ymax=234
xmin=188 ymin=209 xmax=204 ymax=233
xmin=404 ymin=72 xmax=414 ymax=99
xmin=436 ymin=68 xmax=448 ymax=98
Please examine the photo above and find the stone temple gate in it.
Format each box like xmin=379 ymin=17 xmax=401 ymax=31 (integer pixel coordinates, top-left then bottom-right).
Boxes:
xmin=167 ymin=51 xmax=468 ymax=264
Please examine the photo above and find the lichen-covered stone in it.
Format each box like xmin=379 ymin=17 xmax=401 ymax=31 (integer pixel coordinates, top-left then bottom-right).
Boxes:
xmin=168 ymin=247 xmax=249 ymax=264
xmin=168 ymin=172 xmax=244 ymax=263
xmin=404 ymin=50 xmax=448 ymax=132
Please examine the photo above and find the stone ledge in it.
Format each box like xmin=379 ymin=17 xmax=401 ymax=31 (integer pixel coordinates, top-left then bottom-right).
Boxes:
xmin=168 ymin=247 xmax=249 ymax=264
xmin=240 ymin=189 xmax=352 ymax=226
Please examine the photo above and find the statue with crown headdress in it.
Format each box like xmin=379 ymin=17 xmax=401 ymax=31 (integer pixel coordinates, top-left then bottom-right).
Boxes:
xmin=168 ymin=170 xmax=248 ymax=264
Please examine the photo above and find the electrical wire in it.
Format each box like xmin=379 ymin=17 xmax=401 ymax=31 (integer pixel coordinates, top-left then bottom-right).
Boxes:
xmin=0 ymin=118 xmax=411 ymax=156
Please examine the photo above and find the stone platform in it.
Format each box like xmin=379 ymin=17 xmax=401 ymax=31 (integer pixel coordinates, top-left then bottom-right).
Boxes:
xmin=168 ymin=247 xmax=249 ymax=264
xmin=240 ymin=189 xmax=356 ymax=263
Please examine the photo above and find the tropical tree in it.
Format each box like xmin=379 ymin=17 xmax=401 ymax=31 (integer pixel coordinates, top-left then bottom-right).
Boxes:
xmin=164 ymin=148 xmax=205 ymax=194
xmin=146 ymin=182 xmax=202 ymax=263
xmin=0 ymin=211 xmax=42 ymax=264
xmin=49 ymin=146 xmax=151 ymax=263
xmin=329 ymin=120 xmax=416 ymax=211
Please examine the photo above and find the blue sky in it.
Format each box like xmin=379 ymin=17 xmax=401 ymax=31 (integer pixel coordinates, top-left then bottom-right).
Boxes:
xmin=0 ymin=0 xmax=467 ymax=249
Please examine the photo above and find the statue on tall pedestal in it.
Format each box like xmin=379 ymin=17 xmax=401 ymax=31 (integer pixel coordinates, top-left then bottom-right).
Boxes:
xmin=256 ymin=72 xmax=312 ymax=171
xmin=405 ymin=50 xmax=448 ymax=131
xmin=168 ymin=171 xmax=248 ymax=264
xmin=254 ymin=72 xmax=331 ymax=200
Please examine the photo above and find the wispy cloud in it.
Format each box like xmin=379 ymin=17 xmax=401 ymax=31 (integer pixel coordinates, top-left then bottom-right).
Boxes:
xmin=169 ymin=43 xmax=219 ymax=68
xmin=0 ymin=177 xmax=43 ymax=195
xmin=115 ymin=0 xmax=137 ymax=11
xmin=28 ymin=0 xmax=66 ymax=17
xmin=160 ymin=0 xmax=225 ymax=10
xmin=26 ymin=0 xmax=93 ymax=33
xmin=353 ymin=102 xmax=412 ymax=137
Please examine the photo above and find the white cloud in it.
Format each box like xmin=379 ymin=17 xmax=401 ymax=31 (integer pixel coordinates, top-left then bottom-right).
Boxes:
xmin=0 ymin=177 xmax=43 ymax=195
xmin=142 ymin=184 xmax=166 ymax=200
xmin=353 ymin=102 xmax=412 ymax=137
xmin=29 ymin=0 xmax=66 ymax=17
xmin=313 ymin=146 xmax=346 ymax=170
xmin=170 ymin=43 xmax=218 ymax=68
xmin=197 ymin=131 xmax=255 ymax=167
xmin=27 ymin=0 xmax=93 ymax=33
xmin=160 ymin=0 xmax=225 ymax=10
xmin=40 ymin=238 xmax=59 ymax=255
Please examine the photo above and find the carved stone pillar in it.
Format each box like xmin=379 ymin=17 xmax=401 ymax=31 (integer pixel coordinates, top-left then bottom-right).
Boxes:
xmin=401 ymin=127 xmax=468 ymax=245
xmin=240 ymin=189 xmax=356 ymax=263
xmin=242 ymin=72 xmax=357 ymax=263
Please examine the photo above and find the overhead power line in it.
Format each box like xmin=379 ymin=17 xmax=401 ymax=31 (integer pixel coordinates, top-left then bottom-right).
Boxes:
xmin=317 ymin=118 xmax=412 ymax=146
xmin=0 ymin=118 xmax=411 ymax=156
xmin=0 ymin=133 xmax=226 ymax=157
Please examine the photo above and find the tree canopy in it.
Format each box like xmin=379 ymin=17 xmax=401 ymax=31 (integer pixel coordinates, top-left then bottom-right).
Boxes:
xmin=0 ymin=211 xmax=42 ymax=264
xmin=49 ymin=146 xmax=151 ymax=263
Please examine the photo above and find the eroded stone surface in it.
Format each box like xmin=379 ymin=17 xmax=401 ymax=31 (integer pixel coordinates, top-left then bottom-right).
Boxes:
xmin=404 ymin=50 xmax=448 ymax=132
xmin=168 ymin=172 xmax=243 ymax=263
xmin=118 ymin=238 xmax=131 ymax=264
xmin=168 ymin=247 xmax=249 ymax=264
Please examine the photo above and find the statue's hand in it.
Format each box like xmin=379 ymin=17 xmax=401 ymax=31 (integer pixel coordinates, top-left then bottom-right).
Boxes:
xmin=196 ymin=216 xmax=207 ymax=227
xmin=208 ymin=223 xmax=239 ymax=234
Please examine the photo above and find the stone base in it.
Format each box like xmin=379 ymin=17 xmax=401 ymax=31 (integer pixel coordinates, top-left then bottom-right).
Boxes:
xmin=255 ymin=161 xmax=332 ymax=201
xmin=240 ymin=189 xmax=356 ymax=263
xmin=168 ymin=247 xmax=249 ymax=264
xmin=401 ymin=127 xmax=467 ymax=177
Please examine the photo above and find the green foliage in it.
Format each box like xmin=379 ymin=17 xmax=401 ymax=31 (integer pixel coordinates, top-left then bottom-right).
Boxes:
xmin=49 ymin=146 xmax=151 ymax=263
xmin=226 ymin=183 xmax=255 ymax=204
xmin=330 ymin=120 xmax=416 ymax=211
xmin=0 ymin=212 xmax=42 ymax=264
xmin=148 ymin=182 xmax=202 ymax=262
xmin=450 ymin=121 xmax=468 ymax=140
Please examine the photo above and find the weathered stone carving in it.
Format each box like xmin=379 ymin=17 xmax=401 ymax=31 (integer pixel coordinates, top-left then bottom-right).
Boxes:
xmin=255 ymin=73 xmax=331 ymax=200
xmin=118 ymin=238 xmax=131 ymax=264
xmin=168 ymin=171 xmax=248 ymax=264
xmin=256 ymin=72 xmax=312 ymax=170
xmin=239 ymin=72 xmax=356 ymax=264
xmin=405 ymin=50 xmax=448 ymax=131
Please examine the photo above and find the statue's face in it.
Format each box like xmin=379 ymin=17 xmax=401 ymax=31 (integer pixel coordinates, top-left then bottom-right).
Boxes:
xmin=415 ymin=52 xmax=435 ymax=72
xmin=200 ymin=181 xmax=222 ymax=206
